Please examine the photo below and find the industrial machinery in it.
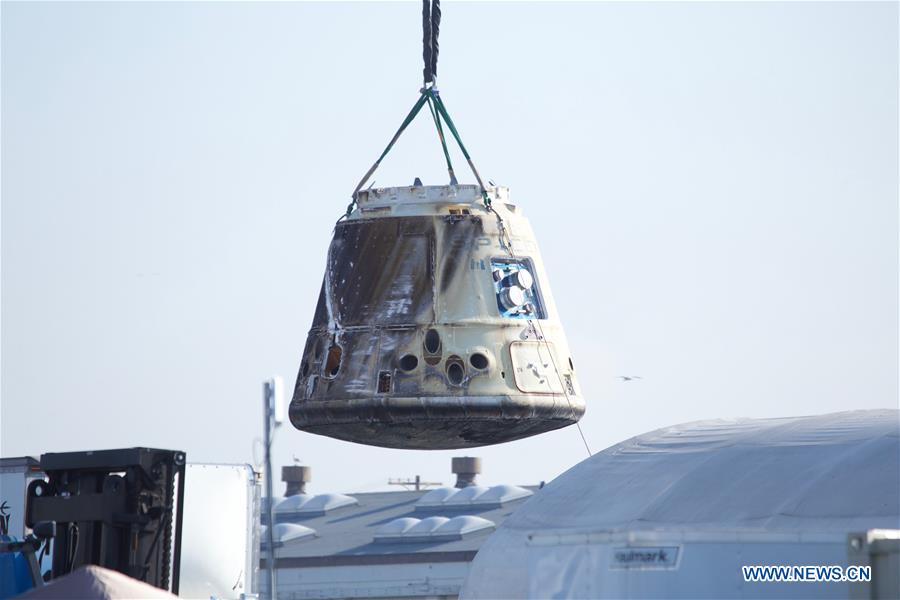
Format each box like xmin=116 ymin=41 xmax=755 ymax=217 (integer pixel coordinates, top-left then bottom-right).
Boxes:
xmin=289 ymin=0 xmax=586 ymax=449
xmin=24 ymin=447 xmax=186 ymax=594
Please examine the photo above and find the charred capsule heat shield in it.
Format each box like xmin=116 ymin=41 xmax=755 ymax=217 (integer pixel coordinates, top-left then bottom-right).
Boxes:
xmin=290 ymin=185 xmax=585 ymax=449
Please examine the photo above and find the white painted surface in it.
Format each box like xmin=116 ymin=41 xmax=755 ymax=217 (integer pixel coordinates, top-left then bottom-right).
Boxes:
xmin=179 ymin=463 xmax=260 ymax=600
xmin=263 ymin=562 xmax=470 ymax=600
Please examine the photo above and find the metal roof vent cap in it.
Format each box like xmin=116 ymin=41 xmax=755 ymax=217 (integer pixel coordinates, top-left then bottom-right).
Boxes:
xmin=452 ymin=456 xmax=482 ymax=488
xmin=282 ymin=465 xmax=311 ymax=496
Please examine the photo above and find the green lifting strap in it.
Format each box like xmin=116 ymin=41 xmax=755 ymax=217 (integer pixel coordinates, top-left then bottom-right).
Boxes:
xmin=429 ymin=90 xmax=491 ymax=207
xmin=426 ymin=94 xmax=457 ymax=185
xmin=347 ymin=91 xmax=429 ymax=218
xmin=346 ymin=87 xmax=490 ymax=220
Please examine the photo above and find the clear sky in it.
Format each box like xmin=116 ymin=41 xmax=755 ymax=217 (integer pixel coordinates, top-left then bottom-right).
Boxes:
xmin=2 ymin=1 xmax=897 ymax=494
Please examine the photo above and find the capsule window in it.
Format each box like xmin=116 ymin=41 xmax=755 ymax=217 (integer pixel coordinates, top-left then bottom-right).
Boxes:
xmin=568 ymin=357 xmax=575 ymax=371
xmin=377 ymin=371 xmax=392 ymax=393
xmin=301 ymin=361 xmax=310 ymax=377
xmin=469 ymin=353 xmax=489 ymax=370
xmin=323 ymin=345 xmax=342 ymax=378
xmin=399 ymin=354 xmax=419 ymax=372
xmin=424 ymin=329 xmax=441 ymax=354
xmin=490 ymin=257 xmax=547 ymax=320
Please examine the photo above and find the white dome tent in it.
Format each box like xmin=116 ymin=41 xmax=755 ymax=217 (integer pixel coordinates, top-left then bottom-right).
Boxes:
xmin=461 ymin=410 xmax=899 ymax=599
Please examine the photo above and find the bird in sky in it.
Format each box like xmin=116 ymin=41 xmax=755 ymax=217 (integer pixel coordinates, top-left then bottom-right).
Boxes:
xmin=618 ymin=375 xmax=643 ymax=382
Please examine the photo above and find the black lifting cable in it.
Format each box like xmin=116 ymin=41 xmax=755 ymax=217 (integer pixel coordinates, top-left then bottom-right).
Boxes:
xmin=345 ymin=0 xmax=490 ymax=220
xmin=422 ymin=0 xmax=440 ymax=86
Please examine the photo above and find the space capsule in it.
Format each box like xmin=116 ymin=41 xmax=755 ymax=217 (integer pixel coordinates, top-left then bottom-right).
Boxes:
xmin=289 ymin=184 xmax=585 ymax=449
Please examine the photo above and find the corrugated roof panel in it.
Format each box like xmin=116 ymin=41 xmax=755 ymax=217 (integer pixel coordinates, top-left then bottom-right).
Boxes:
xmin=266 ymin=486 xmax=539 ymax=559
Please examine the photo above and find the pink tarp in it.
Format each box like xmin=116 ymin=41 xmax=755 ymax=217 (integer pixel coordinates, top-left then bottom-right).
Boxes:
xmin=17 ymin=565 xmax=176 ymax=599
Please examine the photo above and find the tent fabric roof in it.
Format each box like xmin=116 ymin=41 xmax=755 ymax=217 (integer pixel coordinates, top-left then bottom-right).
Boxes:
xmin=17 ymin=565 xmax=176 ymax=599
xmin=461 ymin=410 xmax=899 ymax=598
xmin=505 ymin=409 xmax=899 ymax=534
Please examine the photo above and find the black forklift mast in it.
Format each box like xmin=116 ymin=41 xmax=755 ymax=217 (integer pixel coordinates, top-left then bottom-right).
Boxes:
xmin=24 ymin=447 xmax=186 ymax=594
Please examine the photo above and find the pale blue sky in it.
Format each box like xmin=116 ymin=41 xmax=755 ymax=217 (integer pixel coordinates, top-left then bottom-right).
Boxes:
xmin=2 ymin=1 xmax=897 ymax=493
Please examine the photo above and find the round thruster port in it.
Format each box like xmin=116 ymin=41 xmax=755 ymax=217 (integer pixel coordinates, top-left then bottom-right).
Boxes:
xmin=499 ymin=286 xmax=526 ymax=310
xmin=424 ymin=329 xmax=441 ymax=354
xmin=469 ymin=352 xmax=490 ymax=370
xmin=446 ymin=356 xmax=465 ymax=386
xmin=399 ymin=354 xmax=419 ymax=372
xmin=423 ymin=329 xmax=442 ymax=365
